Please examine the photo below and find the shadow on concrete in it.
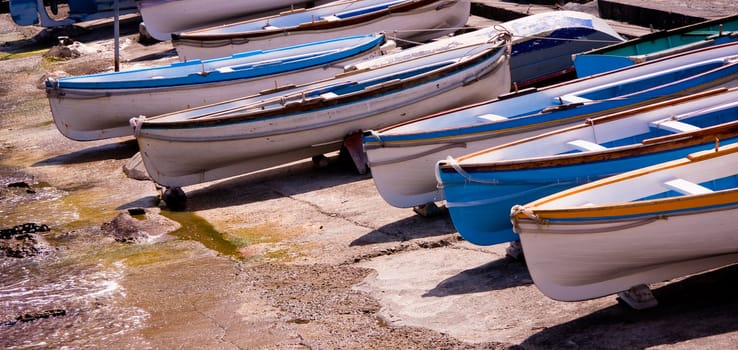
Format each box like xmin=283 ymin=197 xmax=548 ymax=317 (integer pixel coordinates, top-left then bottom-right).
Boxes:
xmin=350 ymin=214 xmax=456 ymax=246
xmin=172 ymin=155 xmax=371 ymax=211
xmin=518 ymin=264 xmax=738 ymax=349
xmin=423 ymin=257 xmax=531 ymax=297
xmin=1 ymin=15 xmax=142 ymax=54
xmin=33 ymin=138 xmax=138 ymax=165
xmin=127 ymin=48 xmax=177 ymax=62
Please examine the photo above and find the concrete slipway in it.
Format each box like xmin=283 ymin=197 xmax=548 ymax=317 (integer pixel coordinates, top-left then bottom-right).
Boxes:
xmin=1 ymin=1 xmax=738 ymax=349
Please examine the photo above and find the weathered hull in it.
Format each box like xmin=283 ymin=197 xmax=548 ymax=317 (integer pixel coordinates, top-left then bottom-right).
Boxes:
xmin=350 ymin=10 xmax=624 ymax=92
xmin=136 ymin=0 xmax=317 ymax=41
xmin=574 ymin=14 xmax=738 ymax=77
xmin=438 ymin=88 xmax=738 ymax=245
xmin=512 ymin=143 xmax=738 ymax=301
xmin=364 ymin=42 xmax=738 ymax=209
xmin=172 ymin=0 xmax=470 ymax=60
xmin=134 ymin=40 xmax=511 ymax=188
xmin=47 ymin=34 xmax=385 ymax=141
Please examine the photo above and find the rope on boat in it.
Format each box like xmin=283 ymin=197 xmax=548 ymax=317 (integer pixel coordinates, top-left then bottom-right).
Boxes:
xmin=438 ymin=155 xmax=473 ymax=183
xmin=130 ymin=116 xmax=145 ymax=137
xmin=510 ymin=204 xmax=541 ymax=228
xmin=367 ymin=130 xmax=384 ymax=146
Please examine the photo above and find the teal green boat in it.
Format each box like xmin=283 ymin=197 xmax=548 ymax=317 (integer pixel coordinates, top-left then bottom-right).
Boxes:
xmin=573 ymin=14 xmax=738 ymax=77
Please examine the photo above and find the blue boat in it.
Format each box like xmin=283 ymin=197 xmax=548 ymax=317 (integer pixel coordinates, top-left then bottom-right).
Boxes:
xmin=10 ymin=0 xmax=138 ymax=27
xmin=46 ymin=34 xmax=387 ymax=141
xmin=363 ymin=42 xmax=738 ymax=210
xmin=437 ymin=87 xmax=738 ymax=246
xmin=574 ymin=14 xmax=738 ymax=77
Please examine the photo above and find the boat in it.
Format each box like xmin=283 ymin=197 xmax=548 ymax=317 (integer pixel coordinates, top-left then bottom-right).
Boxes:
xmin=574 ymin=14 xmax=738 ymax=77
xmin=363 ymin=41 xmax=738 ymax=210
xmin=349 ymin=10 xmax=625 ymax=89
xmin=46 ymin=34 xmax=388 ymax=141
xmin=437 ymin=87 xmax=738 ymax=246
xmin=510 ymin=140 xmax=738 ymax=305
xmin=171 ymin=0 xmax=471 ymax=61
xmin=10 ymin=0 xmax=138 ymax=27
xmin=130 ymin=34 xmax=511 ymax=190
xmin=135 ymin=0 xmax=324 ymax=41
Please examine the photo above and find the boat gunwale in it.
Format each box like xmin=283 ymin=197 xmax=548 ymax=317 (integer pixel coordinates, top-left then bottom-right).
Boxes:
xmin=171 ymin=0 xmax=451 ymax=42
xmin=573 ymin=13 xmax=738 ymax=58
xmin=137 ymin=39 xmax=509 ymax=131
xmin=363 ymin=58 xmax=738 ymax=149
xmin=363 ymin=41 xmax=738 ymax=141
xmin=47 ymin=34 xmax=386 ymax=91
xmin=511 ymin=142 xmax=738 ymax=221
xmin=438 ymin=120 xmax=738 ymax=173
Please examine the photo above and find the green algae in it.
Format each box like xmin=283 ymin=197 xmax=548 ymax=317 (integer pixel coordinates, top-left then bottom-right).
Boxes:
xmin=160 ymin=210 xmax=243 ymax=260
xmin=0 ymin=48 xmax=47 ymax=61
xmin=119 ymin=244 xmax=191 ymax=267
xmin=265 ymin=248 xmax=290 ymax=260
xmin=77 ymin=241 xmax=190 ymax=268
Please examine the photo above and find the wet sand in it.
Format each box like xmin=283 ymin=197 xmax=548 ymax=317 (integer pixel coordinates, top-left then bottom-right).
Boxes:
xmin=3 ymin=3 xmax=738 ymax=349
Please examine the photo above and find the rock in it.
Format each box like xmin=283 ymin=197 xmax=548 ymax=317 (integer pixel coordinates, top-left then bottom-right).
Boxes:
xmin=7 ymin=181 xmax=30 ymax=189
xmin=16 ymin=309 xmax=66 ymax=323
xmin=122 ymin=152 xmax=151 ymax=181
xmin=0 ymin=223 xmax=51 ymax=258
xmin=43 ymin=45 xmax=81 ymax=59
xmin=101 ymin=212 xmax=149 ymax=243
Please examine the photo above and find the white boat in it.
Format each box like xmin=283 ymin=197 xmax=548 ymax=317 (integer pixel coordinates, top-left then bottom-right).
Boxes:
xmin=131 ymin=35 xmax=511 ymax=190
xmin=46 ymin=34 xmax=387 ymax=141
xmin=135 ymin=0 xmax=323 ymax=41
xmin=437 ymin=87 xmax=738 ymax=246
xmin=350 ymin=10 xmax=624 ymax=89
xmin=511 ymin=141 xmax=738 ymax=305
xmin=363 ymin=42 xmax=738 ymax=209
xmin=172 ymin=0 xmax=471 ymax=61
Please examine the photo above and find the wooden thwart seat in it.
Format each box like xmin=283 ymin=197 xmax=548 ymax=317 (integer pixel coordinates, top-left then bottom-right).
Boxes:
xmin=478 ymin=114 xmax=508 ymax=122
xmin=566 ymin=139 xmax=607 ymax=152
xmin=557 ymin=94 xmax=591 ymax=105
xmin=320 ymin=92 xmax=339 ymax=100
xmin=650 ymin=120 xmax=701 ymax=133
xmin=663 ymin=178 xmax=713 ymax=195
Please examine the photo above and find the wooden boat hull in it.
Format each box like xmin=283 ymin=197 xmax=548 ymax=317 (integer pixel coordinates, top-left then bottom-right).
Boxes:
xmin=133 ymin=39 xmax=511 ymax=188
xmin=364 ymin=42 xmax=738 ymax=209
xmin=172 ymin=0 xmax=471 ymax=60
xmin=135 ymin=0 xmax=318 ymax=41
xmin=511 ymin=143 xmax=738 ymax=302
xmin=438 ymin=88 xmax=738 ymax=245
xmin=46 ymin=34 xmax=386 ymax=141
xmin=351 ymin=10 xmax=624 ymax=90
xmin=574 ymin=14 xmax=738 ymax=77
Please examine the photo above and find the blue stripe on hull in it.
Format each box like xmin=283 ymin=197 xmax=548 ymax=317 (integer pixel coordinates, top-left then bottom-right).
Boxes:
xmin=442 ymin=134 xmax=738 ymax=246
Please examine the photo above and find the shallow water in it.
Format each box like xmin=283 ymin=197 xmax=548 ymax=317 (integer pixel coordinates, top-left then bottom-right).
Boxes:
xmin=0 ymin=177 xmax=252 ymax=348
xmin=0 ymin=255 xmax=148 ymax=348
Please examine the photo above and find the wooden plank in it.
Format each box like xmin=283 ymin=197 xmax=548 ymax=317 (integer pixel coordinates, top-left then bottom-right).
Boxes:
xmin=663 ymin=178 xmax=713 ymax=195
xmin=566 ymin=139 xmax=608 ymax=152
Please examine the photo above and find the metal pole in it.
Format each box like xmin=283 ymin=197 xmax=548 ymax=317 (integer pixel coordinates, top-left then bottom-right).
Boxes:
xmin=114 ymin=0 xmax=120 ymax=72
